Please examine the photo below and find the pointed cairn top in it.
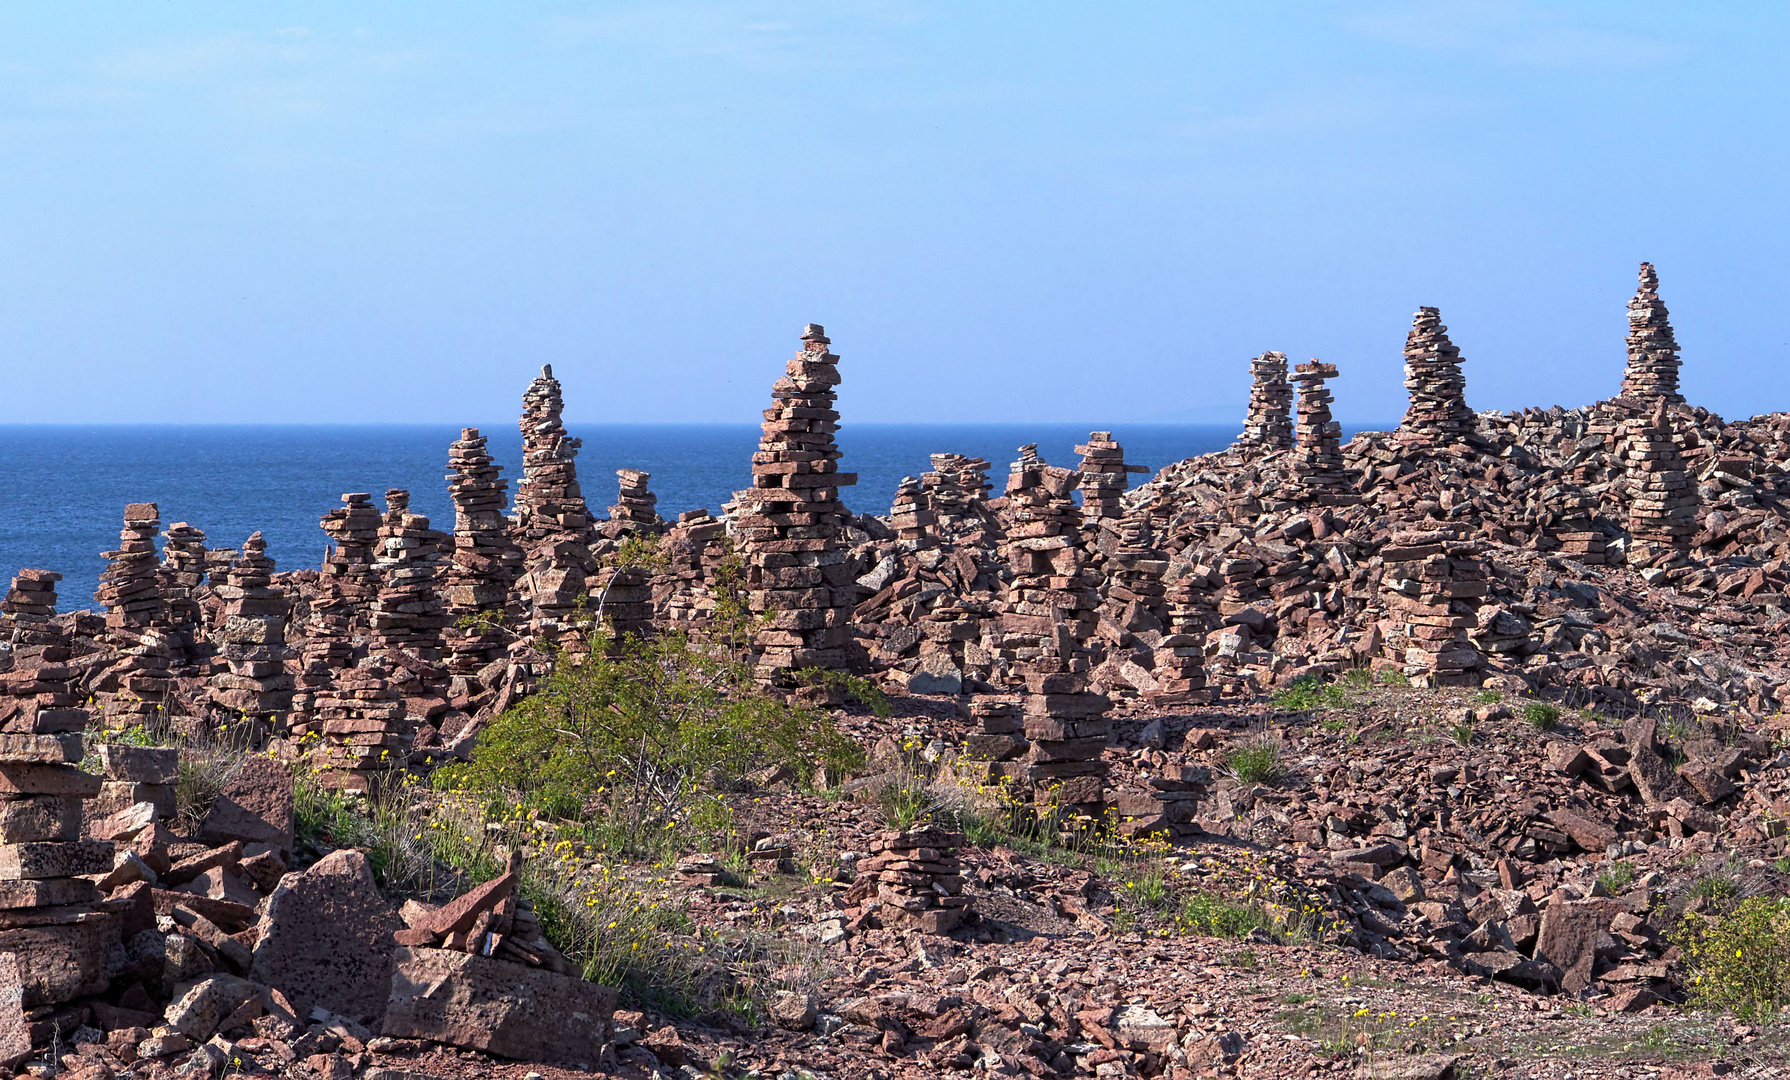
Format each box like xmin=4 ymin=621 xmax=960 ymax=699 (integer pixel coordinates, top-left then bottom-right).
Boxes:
xmin=1620 ymin=261 xmax=1684 ymax=406
xmin=1237 ymin=351 xmax=1294 ymax=451
xmin=802 ymin=323 xmax=829 ymax=344
xmin=1398 ymin=307 xmax=1472 ymax=447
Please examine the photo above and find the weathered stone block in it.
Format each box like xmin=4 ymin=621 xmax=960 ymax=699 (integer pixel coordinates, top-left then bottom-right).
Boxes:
xmin=383 ymin=946 xmax=617 ymax=1065
xmin=96 ymin=744 xmax=180 ymax=785
xmin=200 ymin=757 xmax=294 ymax=856
xmin=0 ymin=840 xmax=113 ymax=880
xmin=251 ymin=849 xmax=400 ymax=1025
xmin=0 ymin=795 xmax=80 ymax=844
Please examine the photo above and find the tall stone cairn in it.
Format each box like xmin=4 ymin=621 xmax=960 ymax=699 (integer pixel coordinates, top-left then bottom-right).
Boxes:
xmin=998 ymin=447 xmax=1112 ymax=822
xmin=1291 ymin=362 xmax=1349 ymax=502
xmin=1075 ymin=432 xmax=1146 ymax=521
xmin=1236 ymin=351 xmax=1294 ymax=450
xmin=513 ymin=365 xmax=595 ymax=546
xmin=311 ymin=661 xmax=406 ymax=793
xmin=303 ymin=493 xmax=383 ymax=694
xmin=1399 ymin=308 xmax=1474 ymax=446
xmin=1378 ymin=527 xmax=1486 ymax=687
xmin=207 ymin=532 xmax=295 ymax=725
xmin=1620 ymin=399 xmax=1697 ymax=568
xmin=94 ymin=503 xmax=176 ymax=728
xmin=160 ymin=522 xmax=209 ymax=648
xmin=607 ymin=469 xmax=661 ymax=533
xmin=734 ymin=325 xmax=860 ymax=682
xmin=888 ymin=476 xmax=937 ymax=549
xmin=1619 ymin=262 xmax=1684 ymax=406
xmin=443 ymin=428 xmax=519 ymax=680
xmin=369 ymin=489 xmax=450 ymax=665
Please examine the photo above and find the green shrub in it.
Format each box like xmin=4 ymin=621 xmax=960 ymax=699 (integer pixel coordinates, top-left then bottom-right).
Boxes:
xmin=1447 ymin=721 xmax=1474 ymax=747
xmin=1474 ymin=689 xmax=1503 ymax=705
xmin=1376 ymin=669 xmax=1410 ymax=688
xmin=1271 ymin=675 xmax=1351 ymax=712
xmin=1225 ymin=736 xmax=1286 ymax=786
xmin=437 ymin=624 xmax=863 ymax=857
xmin=1525 ymin=702 xmax=1561 ymax=731
xmin=1597 ymin=860 xmax=1636 ymax=896
xmin=1678 ymin=896 xmax=1790 ymax=1017
xmin=1179 ymin=890 xmax=1270 ymax=940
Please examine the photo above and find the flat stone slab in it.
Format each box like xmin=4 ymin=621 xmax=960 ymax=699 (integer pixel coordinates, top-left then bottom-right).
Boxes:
xmin=96 ymin=745 xmax=179 ymax=785
xmin=0 ymin=766 xmax=100 ymax=798
xmin=0 ymin=840 xmax=113 ymax=880
xmin=0 ymin=795 xmax=81 ymax=844
xmin=200 ymin=756 xmax=295 ymax=856
xmin=383 ymin=946 xmax=617 ymax=1066
xmin=251 ymin=849 xmax=400 ymax=1025
xmin=0 ymin=734 xmax=82 ymax=766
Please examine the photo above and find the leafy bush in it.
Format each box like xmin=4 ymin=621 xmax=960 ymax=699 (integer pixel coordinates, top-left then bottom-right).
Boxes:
xmin=1525 ymin=702 xmax=1561 ymax=731
xmin=1678 ymin=896 xmax=1790 ymax=1017
xmin=1179 ymin=890 xmax=1271 ymax=939
xmin=1225 ymin=736 xmax=1286 ymax=786
xmin=1596 ymin=860 xmax=1636 ymax=896
xmin=1271 ymin=675 xmax=1350 ymax=712
xmin=437 ymin=624 xmax=862 ymax=856
xmin=1447 ymin=721 xmax=1474 ymax=747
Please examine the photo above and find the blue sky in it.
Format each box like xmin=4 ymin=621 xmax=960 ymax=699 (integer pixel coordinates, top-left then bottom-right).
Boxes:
xmin=0 ymin=3 xmax=1785 ymax=425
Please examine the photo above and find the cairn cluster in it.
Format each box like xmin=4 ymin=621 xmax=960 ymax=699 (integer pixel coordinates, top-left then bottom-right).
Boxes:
xmin=921 ymin=453 xmax=992 ymax=534
xmin=1237 ymin=350 xmax=1294 ymax=450
xmin=1399 ymin=307 xmax=1473 ymax=447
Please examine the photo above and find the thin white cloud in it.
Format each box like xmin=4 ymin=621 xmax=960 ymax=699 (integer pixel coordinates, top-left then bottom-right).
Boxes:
xmin=1349 ymin=0 xmax=1679 ymax=70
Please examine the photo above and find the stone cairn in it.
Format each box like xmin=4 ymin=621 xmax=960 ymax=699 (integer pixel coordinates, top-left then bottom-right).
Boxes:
xmin=206 ymin=533 xmax=294 ymax=729
xmin=1398 ymin=308 xmax=1474 ymax=447
xmin=888 ymin=476 xmax=936 ymax=550
xmin=1619 ymin=262 xmax=1684 ymax=407
xmin=855 ymin=827 xmax=969 ymax=935
xmin=1236 ymin=351 xmax=1295 ymax=450
xmin=1075 ymin=432 xmax=1144 ymax=522
xmin=443 ymin=428 xmax=519 ymax=687
xmin=160 ymin=522 xmax=209 ymax=649
xmin=1620 ymin=400 xmax=1698 ymax=568
xmin=1291 ymin=362 xmax=1351 ymax=503
xmin=513 ymin=365 xmax=595 ymax=547
xmin=0 ymin=571 xmax=60 ymax=645
xmin=1377 ymin=527 xmax=1486 ymax=687
xmin=966 ymin=697 xmax=1026 ymax=781
xmin=299 ymin=494 xmax=384 ymax=722
xmin=93 ymin=504 xmax=176 ymax=729
xmin=607 ymin=470 xmax=661 ymax=533
xmin=733 ymin=325 xmax=860 ymax=683
xmin=369 ymin=489 xmax=450 ymax=669
xmin=921 ymin=454 xmax=993 ymax=535
xmin=997 ymin=448 xmax=1112 ymax=823
xmin=311 ymin=661 xmax=407 ymax=793
xmin=656 ymin=510 xmax=730 ymax=634
xmin=92 ymin=742 xmax=178 ymax=820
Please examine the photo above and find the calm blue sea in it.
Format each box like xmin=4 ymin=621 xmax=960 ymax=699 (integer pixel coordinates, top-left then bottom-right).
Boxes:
xmin=0 ymin=422 xmax=1386 ymax=609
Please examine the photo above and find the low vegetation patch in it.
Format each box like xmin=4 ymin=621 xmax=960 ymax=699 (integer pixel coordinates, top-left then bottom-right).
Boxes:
xmin=1678 ymin=896 xmax=1790 ymax=1018
xmin=1225 ymin=735 xmax=1287 ymax=786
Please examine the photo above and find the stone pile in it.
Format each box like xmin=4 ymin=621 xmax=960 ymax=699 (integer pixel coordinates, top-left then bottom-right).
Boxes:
xmin=369 ymin=489 xmax=450 ymax=665
xmin=1290 ymin=362 xmax=1351 ymax=503
xmin=298 ymin=493 xmax=384 ymax=719
xmin=653 ymin=509 xmax=729 ymax=633
xmin=849 ymin=827 xmax=969 ymax=935
xmin=591 ymin=560 xmax=654 ymax=640
xmin=1618 ymin=262 xmax=1683 ymax=406
xmin=965 ymin=697 xmax=1026 ymax=778
xmin=311 ymin=662 xmax=407 ymax=792
xmin=391 ymin=856 xmax=575 ymax=975
xmin=1620 ymin=400 xmax=1698 ymax=568
xmin=1074 ymin=432 xmax=1145 ymax=522
xmin=1102 ymin=514 xmax=1169 ymax=638
xmin=921 ymin=453 xmax=993 ymax=535
xmin=1236 ymin=351 xmax=1294 ymax=450
xmin=887 ymin=476 xmax=936 ymax=549
xmin=1398 ymin=307 xmax=1473 ymax=447
xmin=91 ymin=741 xmax=178 ymax=820
xmin=513 ymin=365 xmax=595 ymax=546
xmin=206 ymin=533 xmax=294 ymax=727
xmin=1376 ymin=528 xmax=1486 ymax=687
xmin=443 ymin=428 xmax=519 ymax=687
xmin=0 ymin=571 xmax=60 ymax=644
xmin=607 ymin=469 xmax=661 ymax=534
xmin=160 ymin=522 xmax=209 ymax=647
xmin=92 ymin=505 xmax=177 ymax=729
xmin=733 ymin=325 xmax=860 ymax=682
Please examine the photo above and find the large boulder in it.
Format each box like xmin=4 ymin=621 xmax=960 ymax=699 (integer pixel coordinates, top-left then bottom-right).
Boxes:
xmin=383 ymin=946 xmax=617 ymax=1066
xmin=250 ymin=850 xmax=399 ymax=1024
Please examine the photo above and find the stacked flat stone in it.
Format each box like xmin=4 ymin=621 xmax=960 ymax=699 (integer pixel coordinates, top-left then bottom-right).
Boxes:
xmin=160 ymin=522 xmax=209 ymax=647
xmin=860 ymin=827 xmax=969 ymax=934
xmin=206 ymin=532 xmax=294 ymax=726
xmin=1399 ymin=308 xmax=1474 ymax=447
xmin=524 ymin=540 xmax=598 ymax=653
xmin=1619 ymin=262 xmax=1683 ymax=406
xmin=921 ymin=454 xmax=993 ymax=534
xmin=1291 ymin=362 xmax=1350 ymax=502
xmin=733 ymin=325 xmax=860 ymax=682
xmin=0 ymin=713 xmax=113 ymax=1008
xmin=311 ymin=663 xmax=407 ymax=792
xmin=370 ymin=489 xmax=450 ymax=664
xmin=1237 ymin=351 xmax=1294 ymax=450
xmin=443 ymin=428 xmax=520 ymax=680
xmin=93 ymin=504 xmax=176 ymax=728
xmin=1620 ymin=400 xmax=1698 ymax=568
xmin=1104 ymin=515 xmax=1169 ymax=635
xmin=592 ymin=561 xmax=654 ymax=640
xmin=888 ymin=476 xmax=937 ymax=549
xmin=513 ymin=365 xmax=595 ymax=546
xmin=91 ymin=743 xmax=177 ymax=820
xmin=997 ymin=448 xmax=1112 ymax=821
xmin=298 ymin=494 xmax=383 ymax=720
xmin=965 ymin=698 xmax=1027 ymax=780
xmin=655 ymin=511 xmax=729 ymax=634
xmin=607 ymin=470 xmax=661 ymax=533
xmin=0 ymin=571 xmax=60 ymax=645
xmin=1549 ymin=491 xmax=1608 ymax=565
xmin=1377 ymin=528 xmax=1486 ymax=687
xmin=1074 ymin=432 xmax=1146 ymax=521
